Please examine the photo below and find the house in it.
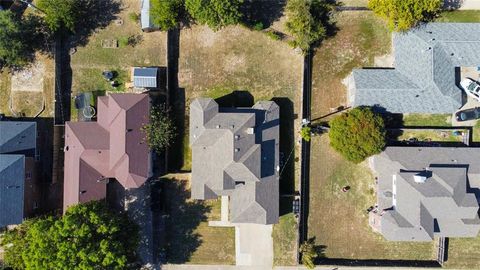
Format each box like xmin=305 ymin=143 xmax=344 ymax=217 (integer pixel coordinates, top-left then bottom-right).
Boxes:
xmin=140 ymin=0 xmax=157 ymax=32
xmin=63 ymin=94 xmax=152 ymax=211
xmin=370 ymin=147 xmax=480 ymax=241
xmin=190 ymin=98 xmax=280 ymax=225
xmin=132 ymin=67 xmax=159 ymax=90
xmin=348 ymin=23 xmax=480 ymax=114
xmin=0 ymin=121 xmax=39 ymax=227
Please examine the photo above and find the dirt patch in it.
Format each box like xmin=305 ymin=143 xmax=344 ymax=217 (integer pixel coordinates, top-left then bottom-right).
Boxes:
xmin=11 ymin=61 xmax=45 ymax=93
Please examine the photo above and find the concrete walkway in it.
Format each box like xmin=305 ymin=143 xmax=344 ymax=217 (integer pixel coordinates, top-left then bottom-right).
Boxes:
xmin=235 ymin=224 xmax=274 ymax=267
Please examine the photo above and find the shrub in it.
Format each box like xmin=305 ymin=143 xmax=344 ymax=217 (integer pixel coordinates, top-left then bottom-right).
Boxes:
xmin=253 ymin=21 xmax=264 ymax=31
xmin=368 ymin=0 xmax=443 ymax=31
xmin=266 ymin=30 xmax=281 ymax=40
xmin=151 ymin=0 xmax=183 ymax=31
xmin=118 ymin=36 xmax=129 ymax=47
xmin=300 ymin=126 xmax=312 ymax=141
xmin=142 ymin=105 xmax=177 ymax=152
xmin=329 ymin=107 xmax=386 ymax=163
xmin=185 ymin=0 xmax=243 ymax=30
xmin=129 ymin=12 xmax=140 ymax=23
xmin=285 ymin=0 xmax=335 ymax=53
xmin=300 ymin=239 xmax=318 ymax=269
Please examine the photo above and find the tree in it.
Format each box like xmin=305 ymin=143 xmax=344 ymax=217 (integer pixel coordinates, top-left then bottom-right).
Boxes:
xmin=300 ymin=126 xmax=312 ymax=141
xmin=2 ymin=201 xmax=139 ymax=270
xmin=285 ymin=0 xmax=335 ymax=53
xmin=185 ymin=0 xmax=243 ymax=30
xmin=368 ymin=0 xmax=443 ymax=31
xmin=329 ymin=107 xmax=386 ymax=163
xmin=37 ymin=0 xmax=81 ymax=33
xmin=150 ymin=0 xmax=183 ymax=31
xmin=0 ymin=10 xmax=40 ymax=69
xmin=300 ymin=239 xmax=318 ymax=269
xmin=142 ymin=105 xmax=177 ymax=152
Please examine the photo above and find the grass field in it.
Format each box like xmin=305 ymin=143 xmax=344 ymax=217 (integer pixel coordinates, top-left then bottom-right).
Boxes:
xmin=437 ymin=10 xmax=480 ymax=23
xmin=70 ymin=0 xmax=167 ymax=99
xmin=308 ymin=136 xmax=436 ymax=260
xmin=444 ymin=236 xmax=480 ymax=269
xmin=402 ymin=114 xmax=452 ymax=127
xmin=273 ymin=213 xmax=298 ymax=266
xmin=0 ymin=70 xmax=11 ymax=115
xmin=308 ymin=11 xmax=438 ymax=261
xmin=311 ymin=11 xmax=391 ymax=118
xmin=164 ymin=178 xmax=235 ymax=265
xmin=390 ymin=129 xmax=464 ymax=142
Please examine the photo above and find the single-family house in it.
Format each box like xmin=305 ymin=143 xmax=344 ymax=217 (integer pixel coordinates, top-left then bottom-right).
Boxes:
xmin=348 ymin=23 xmax=480 ymax=114
xmin=370 ymin=146 xmax=480 ymax=241
xmin=63 ymin=93 xmax=152 ymax=212
xmin=0 ymin=121 xmax=39 ymax=227
xmin=190 ymin=98 xmax=280 ymax=225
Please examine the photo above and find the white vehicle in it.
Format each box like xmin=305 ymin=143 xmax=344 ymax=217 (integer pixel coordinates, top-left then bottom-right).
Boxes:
xmin=460 ymin=78 xmax=480 ymax=101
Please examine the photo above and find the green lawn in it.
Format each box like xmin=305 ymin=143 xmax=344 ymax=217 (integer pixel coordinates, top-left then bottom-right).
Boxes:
xmin=73 ymin=68 xmax=128 ymax=93
xmin=390 ymin=129 xmax=464 ymax=142
xmin=444 ymin=236 xmax=480 ymax=269
xmin=273 ymin=213 xmax=298 ymax=266
xmin=402 ymin=114 xmax=451 ymax=127
xmin=437 ymin=10 xmax=480 ymax=23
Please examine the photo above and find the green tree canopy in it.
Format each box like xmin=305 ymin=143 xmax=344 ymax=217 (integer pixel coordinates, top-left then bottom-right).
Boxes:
xmin=0 ymin=10 xmax=40 ymax=69
xmin=142 ymin=105 xmax=177 ymax=152
xmin=329 ymin=107 xmax=386 ymax=163
xmin=185 ymin=0 xmax=243 ymax=30
xmin=2 ymin=201 xmax=139 ymax=270
xmin=368 ymin=0 xmax=443 ymax=31
xmin=285 ymin=0 xmax=335 ymax=53
xmin=150 ymin=0 xmax=183 ymax=31
xmin=300 ymin=126 xmax=312 ymax=142
xmin=37 ymin=0 xmax=81 ymax=33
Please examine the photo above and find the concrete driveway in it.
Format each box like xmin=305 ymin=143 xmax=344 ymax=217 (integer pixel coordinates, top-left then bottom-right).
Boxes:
xmin=235 ymin=224 xmax=273 ymax=268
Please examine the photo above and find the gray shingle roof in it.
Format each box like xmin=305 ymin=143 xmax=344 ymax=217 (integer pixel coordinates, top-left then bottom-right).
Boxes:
xmin=351 ymin=23 xmax=480 ymax=113
xmin=0 ymin=121 xmax=36 ymax=155
xmin=133 ymin=67 xmax=158 ymax=88
xmin=190 ymin=98 xmax=279 ymax=225
xmin=372 ymin=147 xmax=480 ymax=241
xmin=0 ymin=155 xmax=24 ymax=227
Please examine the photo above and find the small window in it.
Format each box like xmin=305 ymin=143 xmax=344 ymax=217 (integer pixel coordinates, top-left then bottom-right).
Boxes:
xmin=25 ymin=172 xmax=32 ymax=180
xmin=235 ymin=181 xmax=245 ymax=186
xmin=33 ymin=202 xmax=39 ymax=210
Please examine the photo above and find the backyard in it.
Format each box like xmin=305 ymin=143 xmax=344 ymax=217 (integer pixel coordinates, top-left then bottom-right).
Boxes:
xmin=69 ymin=0 xmax=167 ymax=119
xmin=308 ymin=10 xmax=439 ymax=263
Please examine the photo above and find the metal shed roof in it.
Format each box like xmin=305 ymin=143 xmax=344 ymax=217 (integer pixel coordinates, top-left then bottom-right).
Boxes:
xmin=133 ymin=67 xmax=158 ymax=88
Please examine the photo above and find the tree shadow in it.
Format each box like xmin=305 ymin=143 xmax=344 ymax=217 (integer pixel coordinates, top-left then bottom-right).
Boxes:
xmin=163 ymin=178 xmax=211 ymax=263
xmin=271 ymin=97 xmax=296 ymax=216
xmin=240 ymin=0 xmax=286 ymax=29
xmin=214 ymin=90 xmax=254 ymax=107
xmin=70 ymin=0 xmax=122 ymax=47
xmin=311 ymin=0 xmax=340 ymax=53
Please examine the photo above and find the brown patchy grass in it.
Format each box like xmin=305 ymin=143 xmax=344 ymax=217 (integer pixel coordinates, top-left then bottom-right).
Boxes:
xmin=308 ymin=135 xmax=436 ymax=260
xmin=309 ymin=11 xmax=436 ymax=261
xmin=179 ymin=25 xmax=303 ymax=103
xmin=0 ymin=69 xmax=11 ymax=115
xmin=70 ymin=0 xmax=167 ymax=96
xmin=311 ymin=11 xmax=390 ymax=119
xmin=444 ymin=236 xmax=480 ymax=269
xmin=164 ymin=178 xmax=235 ymax=265
xmin=273 ymin=213 xmax=298 ymax=266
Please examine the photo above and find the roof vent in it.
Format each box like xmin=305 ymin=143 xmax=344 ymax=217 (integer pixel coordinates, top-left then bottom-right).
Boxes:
xmin=216 ymin=125 xmax=221 ymax=129
xmin=247 ymin=127 xmax=254 ymax=134
xmin=414 ymin=174 xmax=427 ymax=183
xmin=235 ymin=148 xmax=240 ymax=152
xmin=231 ymin=125 xmax=235 ymax=129
xmin=235 ymin=135 xmax=240 ymax=140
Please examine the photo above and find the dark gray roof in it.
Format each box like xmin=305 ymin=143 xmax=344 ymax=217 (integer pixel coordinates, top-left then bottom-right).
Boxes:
xmin=189 ymin=98 xmax=280 ymax=225
xmin=351 ymin=23 xmax=480 ymax=113
xmin=372 ymin=147 xmax=480 ymax=241
xmin=0 ymin=121 xmax=36 ymax=155
xmin=133 ymin=67 xmax=158 ymax=88
xmin=0 ymin=155 xmax=25 ymax=227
